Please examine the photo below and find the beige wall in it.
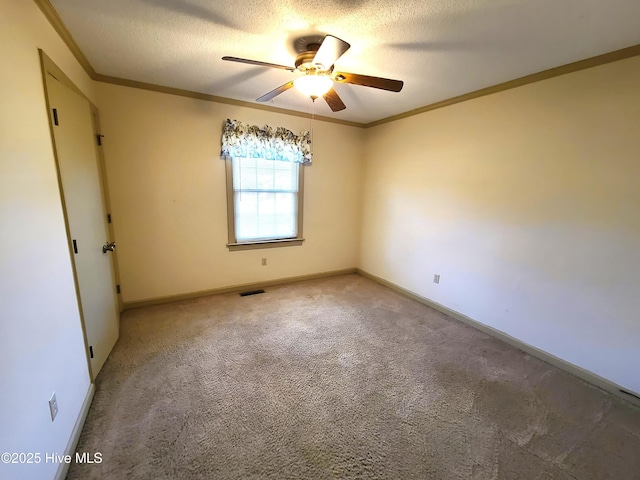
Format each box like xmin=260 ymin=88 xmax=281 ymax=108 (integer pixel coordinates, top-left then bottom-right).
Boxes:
xmin=96 ymin=83 xmax=364 ymax=303
xmin=361 ymin=56 xmax=640 ymax=394
xmin=4 ymin=2 xmax=639 ymax=473
xmin=0 ymin=1 xmax=96 ymax=479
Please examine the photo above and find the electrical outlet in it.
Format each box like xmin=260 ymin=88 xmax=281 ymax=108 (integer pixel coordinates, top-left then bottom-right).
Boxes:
xmin=261 ymin=258 xmax=267 ymax=266
xmin=49 ymin=392 xmax=58 ymax=422
xmin=433 ymin=274 xmax=440 ymax=284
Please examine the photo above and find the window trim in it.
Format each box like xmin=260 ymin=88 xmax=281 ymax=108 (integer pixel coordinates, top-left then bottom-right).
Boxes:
xmin=225 ymin=157 xmax=305 ymax=251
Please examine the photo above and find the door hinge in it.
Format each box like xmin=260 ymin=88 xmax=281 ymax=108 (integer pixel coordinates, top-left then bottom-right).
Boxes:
xmin=53 ymin=108 xmax=59 ymax=126
xmin=72 ymin=239 xmax=78 ymax=254
xmin=107 ymin=213 xmax=112 ymax=223
xmin=89 ymin=345 xmax=94 ymax=359
xmin=116 ymin=284 xmax=121 ymax=294
xmin=96 ymin=134 xmax=104 ymax=146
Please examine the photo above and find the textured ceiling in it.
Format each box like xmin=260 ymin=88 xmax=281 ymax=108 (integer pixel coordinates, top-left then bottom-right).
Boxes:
xmin=50 ymin=0 xmax=640 ymax=124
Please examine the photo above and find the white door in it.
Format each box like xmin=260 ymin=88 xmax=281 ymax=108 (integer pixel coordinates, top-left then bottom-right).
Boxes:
xmin=46 ymin=73 xmax=119 ymax=379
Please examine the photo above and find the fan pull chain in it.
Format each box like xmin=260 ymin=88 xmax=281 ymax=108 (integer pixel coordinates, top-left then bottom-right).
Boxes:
xmin=238 ymin=158 xmax=242 ymax=202
xmin=310 ymin=98 xmax=315 ymax=155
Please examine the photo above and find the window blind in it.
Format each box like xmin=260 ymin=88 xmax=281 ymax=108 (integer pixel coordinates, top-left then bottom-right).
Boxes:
xmin=232 ymin=157 xmax=299 ymax=242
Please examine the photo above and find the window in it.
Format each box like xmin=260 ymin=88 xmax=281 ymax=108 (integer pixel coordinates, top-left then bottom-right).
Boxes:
xmin=226 ymin=157 xmax=304 ymax=250
xmin=221 ymin=118 xmax=311 ymax=250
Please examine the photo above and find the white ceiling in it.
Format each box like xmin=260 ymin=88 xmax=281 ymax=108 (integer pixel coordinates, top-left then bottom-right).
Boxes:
xmin=50 ymin=0 xmax=640 ymax=125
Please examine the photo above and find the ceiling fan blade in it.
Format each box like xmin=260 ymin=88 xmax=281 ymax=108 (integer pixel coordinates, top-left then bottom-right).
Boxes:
xmin=256 ymin=81 xmax=295 ymax=102
xmin=323 ymin=88 xmax=346 ymax=112
xmin=334 ymin=72 xmax=404 ymax=92
xmin=312 ymin=35 xmax=351 ymax=70
xmin=222 ymin=56 xmax=295 ymax=72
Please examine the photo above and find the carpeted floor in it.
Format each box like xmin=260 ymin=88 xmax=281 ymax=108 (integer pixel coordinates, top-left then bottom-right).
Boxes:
xmin=68 ymin=274 xmax=640 ymax=479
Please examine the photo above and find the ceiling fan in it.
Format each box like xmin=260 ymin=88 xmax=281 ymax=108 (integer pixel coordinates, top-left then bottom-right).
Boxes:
xmin=222 ymin=35 xmax=404 ymax=112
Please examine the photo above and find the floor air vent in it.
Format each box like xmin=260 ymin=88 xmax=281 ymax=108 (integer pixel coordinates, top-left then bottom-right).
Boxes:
xmin=239 ymin=289 xmax=265 ymax=297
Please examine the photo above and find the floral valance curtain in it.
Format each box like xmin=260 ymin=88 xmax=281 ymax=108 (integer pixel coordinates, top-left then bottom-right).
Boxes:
xmin=220 ymin=118 xmax=312 ymax=164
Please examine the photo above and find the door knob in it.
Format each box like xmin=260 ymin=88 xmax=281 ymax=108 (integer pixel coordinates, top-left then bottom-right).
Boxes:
xmin=102 ymin=241 xmax=116 ymax=253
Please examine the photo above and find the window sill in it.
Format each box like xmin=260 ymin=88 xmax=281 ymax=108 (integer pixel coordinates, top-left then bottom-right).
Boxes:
xmin=227 ymin=238 xmax=305 ymax=251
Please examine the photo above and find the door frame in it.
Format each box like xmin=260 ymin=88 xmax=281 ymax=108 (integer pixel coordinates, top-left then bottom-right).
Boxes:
xmin=89 ymin=100 xmax=123 ymax=313
xmin=39 ymin=50 xmax=121 ymax=381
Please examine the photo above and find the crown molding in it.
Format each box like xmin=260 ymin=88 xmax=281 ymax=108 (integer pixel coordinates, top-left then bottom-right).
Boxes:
xmin=32 ymin=0 xmax=363 ymax=128
xmin=35 ymin=0 xmax=640 ymax=130
xmin=92 ymin=73 xmax=363 ymax=127
xmin=364 ymin=44 xmax=640 ymax=128
xmin=33 ymin=0 xmax=96 ymax=77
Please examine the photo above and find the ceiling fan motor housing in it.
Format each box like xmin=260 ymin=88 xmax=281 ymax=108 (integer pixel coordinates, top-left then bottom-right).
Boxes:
xmin=295 ymin=44 xmax=324 ymax=72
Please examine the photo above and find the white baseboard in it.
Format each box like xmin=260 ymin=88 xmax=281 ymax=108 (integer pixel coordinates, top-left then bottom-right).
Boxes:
xmin=54 ymin=383 xmax=95 ymax=480
xmin=357 ymin=269 xmax=640 ymax=408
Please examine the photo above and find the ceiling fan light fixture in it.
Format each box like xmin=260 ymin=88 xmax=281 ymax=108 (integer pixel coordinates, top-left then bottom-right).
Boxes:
xmin=294 ymin=75 xmax=333 ymax=99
